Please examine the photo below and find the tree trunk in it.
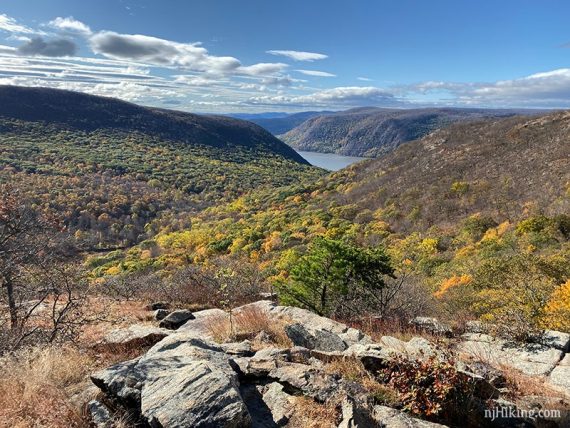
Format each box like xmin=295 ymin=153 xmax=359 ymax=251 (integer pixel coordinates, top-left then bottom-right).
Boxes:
xmin=4 ymin=277 xmax=18 ymax=330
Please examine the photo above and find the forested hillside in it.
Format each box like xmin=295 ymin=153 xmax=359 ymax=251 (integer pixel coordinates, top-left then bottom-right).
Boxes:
xmin=95 ymin=111 xmax=570 ymax=333
xmin=281 ymin=107 xmax=540 ymax=157
xmin=0 ymin=86 xmax=323 ymax=248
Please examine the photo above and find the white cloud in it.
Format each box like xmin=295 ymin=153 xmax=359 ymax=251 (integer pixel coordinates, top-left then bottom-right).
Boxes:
xmin=237 ymin=62 xmax=288 ymax=76
xmin=0 ymin=14 xmax=36 ymax=34
xmin=48 ymin=17 xmax=92 ymax=35
xmin=357 ymin=76 xmax=373 ymax=82
xmin=408 ymin=68 xmax=570 ymax=107
xmin=248 ymin=86 xmax=400 ymax=108
xmin=296 ymin=69 xmax=336 ymax=77
xmin=267 ymin=50 xmax=328 ymax=61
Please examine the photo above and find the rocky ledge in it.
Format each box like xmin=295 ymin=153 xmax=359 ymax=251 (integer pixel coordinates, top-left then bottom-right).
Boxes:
xmin=89 ymin=301 xmax=570 ymax=427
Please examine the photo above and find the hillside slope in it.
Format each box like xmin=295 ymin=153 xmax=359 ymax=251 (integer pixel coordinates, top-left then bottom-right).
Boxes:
xmin=281 ymin=107 xmax=541 ymax=157
xmin=0 ymin=86 xmax=323 ymax=248
xmin=0 ymin=85 xmax=307 ymax=164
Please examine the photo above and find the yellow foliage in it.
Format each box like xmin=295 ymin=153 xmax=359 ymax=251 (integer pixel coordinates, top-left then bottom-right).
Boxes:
xmin=105 ymin=265 xmax=121 ymax=275
xmin=140 ymin=249 xmax=152 ymax=260
xmin=541 ymin=280 xmax=570 ymax=332
xmin=419 ymin=238 xmax=438 ymax=254
xmin=496 ymin=221 xmax=510 ymax=236
xmin=434 ymin=274 xmax=473 ymax=299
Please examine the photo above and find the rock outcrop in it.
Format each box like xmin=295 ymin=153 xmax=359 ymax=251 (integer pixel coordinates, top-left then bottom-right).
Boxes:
xmin=89 ymin=302 xmax=570 ymax=428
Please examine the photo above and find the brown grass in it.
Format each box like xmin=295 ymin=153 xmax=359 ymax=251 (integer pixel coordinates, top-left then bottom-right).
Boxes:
xmin=288 ymin=396 xmax=340 ymax=428
xmin=500 ymin=364 xmax=567 ymax=401
xmin=0 ymin=346 xmax=93 ymax=428
xmin=206 ymin=306 xmax=292 ymax=348
xmin=324 ymin=358 xmax=400 ymax=407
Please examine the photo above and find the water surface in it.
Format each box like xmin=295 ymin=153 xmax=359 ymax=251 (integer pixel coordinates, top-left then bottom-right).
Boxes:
xmin=296 ymin=150 xmax=368 ymax=171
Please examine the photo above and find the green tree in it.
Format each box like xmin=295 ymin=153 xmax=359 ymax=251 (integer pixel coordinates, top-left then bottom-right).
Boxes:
xmin=277 ymin=237 xmax=394 ymax=316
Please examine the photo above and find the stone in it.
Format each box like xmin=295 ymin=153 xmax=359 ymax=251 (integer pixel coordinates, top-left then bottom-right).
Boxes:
xmin=220 ymin=340 xmax=254 ymax=356
xmin=260 ymin=382 xmax=296 ymax=426
xmin=537 ymin=330 xmax=570 ymax=352
xmin=338 ymin=397 xmax=379 ymax=428
xmin=158 ymin=309 xmax=195 ymax=330
xmin=154 ymin=308 xmax=170 ymax=320
xmin=285 ymin=322 xmax=348 ymax=352
xmin=269 ymin=362 xmax=340 ymax=402
xmin=147 ymin=302 xmax=169 ymax=311
xmin=464 ymin=320 xmax=489 ymax=334
xmin=91 ymin=358 xmax=143 ymax=407
xmin=343 ymin=343 xmax=395 ymax=372
xmin=87 ymin=400 xmax=112 ymax=428
xmin=461 ymin=360 xmax=506 ymax=388
xmin=102 ymin=324 xmax=170 ymax=348
xmin=176 ymin=308 xmax=228 ymax=338
xmin=410 ymin=317 xmax=452 ymax=337
xmin=92 ymin=337 xmax=251 ymax=427
xmin=548 ymin=354 xmax=570 ymax=396
xmin=458 ymin=333 xmax=564 ymax=376
xmin=372 ymin=405 xmax=448 ymax=427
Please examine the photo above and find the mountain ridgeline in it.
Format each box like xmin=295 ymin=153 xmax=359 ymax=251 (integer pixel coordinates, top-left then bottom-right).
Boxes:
xmin=0 ymin=85 xmax=307 ymax=164
xmin=280 ymin=107 xmax=543 ymax=157
xmin=0 ymin=86 xmax=323 ymax=248
xmin=231 ymin=110 xmax=333 ymax=136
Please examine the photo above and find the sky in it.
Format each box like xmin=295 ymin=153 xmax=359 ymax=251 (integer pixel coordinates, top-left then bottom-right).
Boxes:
xmin=0 ymin=0 xmax=569 ymax=113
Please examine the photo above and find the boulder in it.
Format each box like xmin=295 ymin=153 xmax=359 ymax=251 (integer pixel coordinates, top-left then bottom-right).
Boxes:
xmin=87 ymin=400 xmax=112 ymax=428
xmin=176 ymin=308 xmax=228 ymax=338
xmin=91 ymin=358 xmax=142 ymax=407
xmin=102 ymin=324 xmax=170 ymax=348
xmin=246 ymin=382 xmax=296 ymax=426
xmin=146 ymin=302 xmax=169 ymax=311
xmin=537 ymin=330 xmax=570 ymax=352
xmin=458 ymin=333 xmax=564 ymax=376
xmin=158 ymin=309 xmax=195 ymax=330
xmin=92 ymin=337 xmax=251 ymax=427
xmin=372 ymin=405 xmax=448 ymax=427
xmin=269 ymin=362 xmax=340 ymax=402
xmin=548 ymin=354 xmax=570 ymax=396
xmin=410 ymin=317 xmax=452 ymax=337
xmin=154 ymin=308 xmax=170 ymax=321
xmin=285 ymin=323 xmax=348 ymax=352
xmin=338 ymin=397 xmax=379 ymax=428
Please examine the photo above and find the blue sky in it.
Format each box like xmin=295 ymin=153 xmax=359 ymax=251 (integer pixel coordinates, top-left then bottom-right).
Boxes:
xmin=1 ymin=0 xmax=569 ymax=112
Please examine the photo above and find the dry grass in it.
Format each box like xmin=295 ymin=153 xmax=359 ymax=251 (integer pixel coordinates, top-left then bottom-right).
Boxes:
xmin=500 ymin=364 xmax=566 ymax=401
xmin=347 ymin=316 xmax=438 ymax=343
xmin=324 ymin=358 xmax=400 ymax=407
xmin=288 ymin=396 xmax=340 ymax=428
xmin=0 ymin=346 xmax=94 ymax=428
xmin=206 ymin=306 xmax=292 ymax=348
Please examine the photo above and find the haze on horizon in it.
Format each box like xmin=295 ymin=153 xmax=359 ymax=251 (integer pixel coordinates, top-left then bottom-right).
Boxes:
xmin=1 ymin=0 xmax=569 ymax=113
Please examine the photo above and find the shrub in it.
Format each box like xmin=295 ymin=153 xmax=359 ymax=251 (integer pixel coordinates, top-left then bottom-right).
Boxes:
xmin=541 ymin=280 xmax=570 ymax=332
xmin=378 ymin=356 xmax=475 ymax=423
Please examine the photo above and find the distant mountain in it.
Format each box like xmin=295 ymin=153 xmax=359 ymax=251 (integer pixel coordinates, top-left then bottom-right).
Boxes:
xmin=229 ymin=111 xmax=333 ymax=135
xmin=0 ymin=86 xmax=307 ymax=164
xmin=0 ymin=86 xmax=323 ymax=247
xmin=281 ymin=107 xmax=545 ymax=157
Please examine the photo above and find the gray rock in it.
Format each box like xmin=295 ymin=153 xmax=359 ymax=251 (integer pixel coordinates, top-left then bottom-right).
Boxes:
xmin=102 ymin=324 xmax=170 ymax=348
xmin=91 ymin=358 xmax=143 ymax=407
xmin=92 ymin=337 xmax=251 ymax=427
xmin=154 ymin=308 xmax=170 ymax=321
xmin=372 ymin=405 xmax=448 ymax=427
xmin=220 ymin=340 xmax=254 ymax=356
xmin=338 ymin=397 xmax=379 ymax=428
xmin=260 ymin=382 xmax=296 ymax=426
xmin=458 ymin=333 xmax=564 ymax=376
xmin=285 ymin=322 xmax=348 ymax=352
xmin=147 ymin=302 xmax=169 ymax=311
xmin=158 ymin=309 xmax=195 ymax=330
xmin=410 ymin=317 xmax=452 ymax=337
xmin=537 ymin=330 xmax=570 ymax=352
xmin=548 ymin=354 xmax=570 ymax=396
xmin=176 ymin=308 xmax=228 ymax=338
xmin=87 ymin=400 xmax=112 ymax=428
xmin=343 ymin=343 xmax=395 ymax=372
xmin=269 ymin=362 xmax=340 ymax=402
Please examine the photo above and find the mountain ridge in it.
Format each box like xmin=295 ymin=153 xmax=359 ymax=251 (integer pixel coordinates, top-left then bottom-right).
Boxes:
xmin=281 ymin=106 xmax=547 ymax=157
